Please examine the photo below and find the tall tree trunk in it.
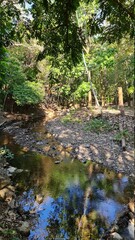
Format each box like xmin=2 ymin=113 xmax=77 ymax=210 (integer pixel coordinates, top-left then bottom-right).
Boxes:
xmin=82 ymin=52 xmax=100 ymax=107
xmin=76 ymin=10 xmax=100 ymax=107
xmin=118 ymin=87 xmax=124 ymax=107
xmin=118 ymin=87 xmax=125 ymax=115
xmin=101 ymin=95 xmax=105 ymax=107
xmin=88 ymin=90 xmax=92 ymax=107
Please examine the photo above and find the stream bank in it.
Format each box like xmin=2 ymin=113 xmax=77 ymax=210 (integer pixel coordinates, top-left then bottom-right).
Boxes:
xmin=2 ymin=107 xmax=134 ymax=176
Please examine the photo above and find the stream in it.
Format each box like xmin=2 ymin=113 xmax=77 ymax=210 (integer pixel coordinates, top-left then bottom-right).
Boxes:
xmin=0 ymin=122 xmax=134 ymax=240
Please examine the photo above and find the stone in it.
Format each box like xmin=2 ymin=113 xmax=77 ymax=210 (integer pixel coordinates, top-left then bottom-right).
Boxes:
xmin=121 ymin=221 xmax=134 ymax=240
xmin=0 ymin=177 xmax=10 ymax=190
xmin=8 ymin=199 xmax=16 ymax=208
xmin=15 ymin=169 xmax=24 ymax=173
xmin=7 ymin=166 xmax=17 ymax=174
xmin=128 ymin=200 xmax=134 ymax=213
xmin=0 ymin=187 xmax=15 ymax=200
xmin=35 ymin=194 xmax=44 ymax=204
xmin=17 ymin=221 xmax=30 ymax=236
xmin=55 ymin=160 xmax=61 ymax=164
xmin=110 ymin=232 xmax=123 ymax=239
xmin=8 ymin=210 xmax=16 ymax=220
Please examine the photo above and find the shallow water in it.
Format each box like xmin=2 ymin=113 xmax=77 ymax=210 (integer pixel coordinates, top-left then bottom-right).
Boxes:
xmin=0 ymin=129 xmax=134 ymax=239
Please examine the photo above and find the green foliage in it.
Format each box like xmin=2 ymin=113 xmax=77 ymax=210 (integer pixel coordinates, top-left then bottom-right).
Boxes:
xmin=0 ymin=43 xmax=46 ymax=108
xmin=59 ymin=85 xmax=71 ymax=97
xmin=30 ymin=0 xmax=82 ymax=63
xmin=0 ymin=0 xmax=28 ymax=46
xmin=13 ymin=81 xmax=45 ymax=106
xmin=96 ymin=0 xmax=134 ymax=42
xmin=114 ymin=130 xmax=130 ymax=141
xmin=0 ymin=46 xmax=26 ymax=104
xmin=128 ymin=86 xmax=134 ymax=95
xmin=84 ymin=118 xmax=112 ymax=133
xmin=61 ymin=113 xmax=81 ymax=124
xmin=0 ymin=0 xmax=133 ymax=108
xmin=0 ymin=0 xmax=134 ymax=62
xmin=9 ymin=40 xmax=42 ymax=81
xmin=0 ymin=146 xmax=14 ymax=159
xmin=0 ymin=227 xmax=18 ymax=240
xmin=72 ymin=81 xmax=90 ymax=102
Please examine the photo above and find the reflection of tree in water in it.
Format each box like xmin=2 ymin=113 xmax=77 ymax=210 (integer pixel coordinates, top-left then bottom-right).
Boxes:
xmin=76 ymin=211 xmax=107 ymax=240
xmin=44 ymin=185 xmax=109 ymax=239
xmin=45 ymin=187 xmax=84 ymax=239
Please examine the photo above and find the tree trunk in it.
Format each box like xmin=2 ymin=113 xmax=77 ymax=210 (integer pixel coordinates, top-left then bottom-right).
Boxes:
xmin=118 ymin=87 xmax=125 ymax=115
xmin=76 ymin=10 xmax=100 ymax=107
xmin=118 ymin=87 xmax=124 ymax=107
xmin=82 ymin=53 xmax=100 ymax=107
xmin=88 ymin=90 xmax=92 ymax=107
xmin=101 ymin=95 xmax=105 ymax=107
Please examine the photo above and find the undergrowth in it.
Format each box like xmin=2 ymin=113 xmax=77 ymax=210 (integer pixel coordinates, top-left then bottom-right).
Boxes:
xmin=84 ymin=118 xmax=113 ymax=133
xmin=61 ymin=112 xmax=81 ymax=124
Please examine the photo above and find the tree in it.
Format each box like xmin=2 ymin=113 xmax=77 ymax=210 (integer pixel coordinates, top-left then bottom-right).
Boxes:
xmin=0 ymin=47 xmax=26 ymax=108
xmin=0 ymin=0 xmax=30 ymax=46
xmin=93 ymin=0 xmax=134 ymax=42
xmin=0 ymin=0 xmax=134 ymax=61
xmin=25 ymin=0 xmax=134 ymax=61
xmin=0 ymin=44 xmax=45 ymax=110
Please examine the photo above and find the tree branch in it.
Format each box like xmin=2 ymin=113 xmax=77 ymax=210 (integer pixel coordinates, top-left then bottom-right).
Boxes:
xmin=113 ymin=0 xmax=134 ymax=20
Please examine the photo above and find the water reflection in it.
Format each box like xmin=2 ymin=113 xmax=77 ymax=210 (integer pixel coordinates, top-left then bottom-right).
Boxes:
xmin=14 ymin=158 xmax=132 ymax=240
xmin=0 ymin=131 xmax=134 ymax=239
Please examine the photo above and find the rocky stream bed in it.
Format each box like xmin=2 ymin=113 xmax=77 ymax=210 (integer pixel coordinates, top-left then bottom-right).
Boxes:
xmin=0 ymin=108 xmax=134 ymax=239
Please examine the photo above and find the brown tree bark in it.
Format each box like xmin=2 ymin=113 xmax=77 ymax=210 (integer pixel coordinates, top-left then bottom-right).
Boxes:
xmin=88 ymin=90 xmax=92 ymax=107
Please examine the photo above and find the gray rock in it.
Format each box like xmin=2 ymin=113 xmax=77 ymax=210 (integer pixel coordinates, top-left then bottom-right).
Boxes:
xmin=121 ymin=221 xmax=134 ymax=240
xmin=8 ymin=210 xmax=16 ymax=220
xmin=17 ymin=221 xmax=30 ymax=236
xmin=7 ymin=166 xmax=17 ymax=174
xmin=15 ymin=169 xmax=24 ymax=173
xmin=110 ymin=232 xmax=123 ymax=239
xmin=55 ymin=160 xmax=61 ymax=164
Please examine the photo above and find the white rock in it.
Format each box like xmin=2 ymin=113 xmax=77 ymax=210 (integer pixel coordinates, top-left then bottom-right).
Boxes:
xmin=7 ymin=166 xmax=17 ymax=173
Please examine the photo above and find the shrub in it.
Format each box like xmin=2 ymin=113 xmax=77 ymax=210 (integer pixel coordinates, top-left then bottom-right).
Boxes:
xmin=13 ymin=81 xmax=45 ymax=106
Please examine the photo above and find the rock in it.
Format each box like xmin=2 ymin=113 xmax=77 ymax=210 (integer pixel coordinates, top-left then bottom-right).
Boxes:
xmin=17 ymin=221 xmax=30 ymax=236
xmin=110 ymin=232 xmax=123 ymax=239
xmin=8 ymin=199 xmax=16 ymax=208
xmin=35 ymin=194 xmax=44 ymax=204
xmin=7 ymin=166 xmax=17 ymax=174
xmin=0 ymin=177 xmax=10 ymax=190
xmin=8 ymin=210 xmax=16 ymax=220
xmin=55 ymin=160 xmax=61 ymax=164
xmin=0 ymin=185 xmax=15 ymax=202
xmin=81 ymin=159 xmax=87 ymax=164
xmin=121 ymin=221 xmax=134 ymax=240
xmin=128 ymin=200 xmax=134 ymax=213
xmin=15 ymin=169 xmax=24 ymax=173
